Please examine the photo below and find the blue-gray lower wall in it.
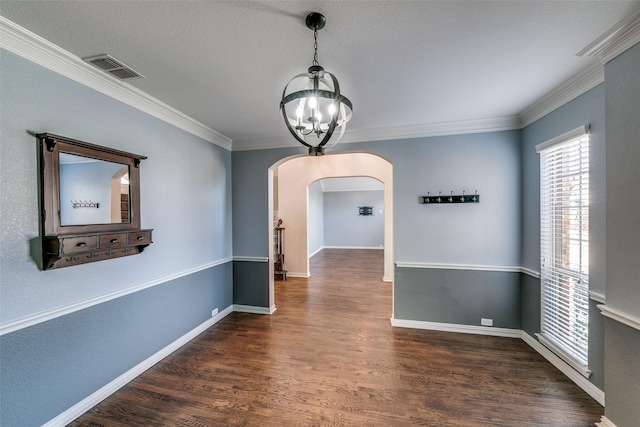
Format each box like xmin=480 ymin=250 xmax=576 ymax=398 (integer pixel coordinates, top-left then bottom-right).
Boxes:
xmin=605 ymin=320 xmax=640 ymax=427
xmin=394 ymin=267 xmax=522 ymax=329
xmin=588 ymin=299 xmax=605 ymax=390
xmin=0 ymin=263 xmax=232 ymax=427
xmin=521 ymin=274 xmax=541 ymax=337
xmin=233 ymin=260 xmax=270 ymax=307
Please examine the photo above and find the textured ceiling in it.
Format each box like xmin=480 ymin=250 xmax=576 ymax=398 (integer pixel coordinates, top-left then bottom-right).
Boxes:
xmin=2 ymin=1 xmax=639 ymax=147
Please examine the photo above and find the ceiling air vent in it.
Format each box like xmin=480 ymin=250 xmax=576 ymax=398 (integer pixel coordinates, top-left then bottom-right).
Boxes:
xmin=82 ymin=54 xmax=144 ymax=80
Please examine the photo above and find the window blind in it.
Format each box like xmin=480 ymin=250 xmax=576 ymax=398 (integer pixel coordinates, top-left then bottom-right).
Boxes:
xmin=536 ymin=127 xmax=590 ymax=374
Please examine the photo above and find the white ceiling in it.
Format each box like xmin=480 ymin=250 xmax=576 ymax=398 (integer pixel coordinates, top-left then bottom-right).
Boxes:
xmin=2 ymin=1 xmax=639 ymax=149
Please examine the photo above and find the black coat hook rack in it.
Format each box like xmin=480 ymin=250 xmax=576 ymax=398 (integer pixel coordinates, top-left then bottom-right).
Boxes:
xmin=419 ymin=191 xmax=479 ymax=204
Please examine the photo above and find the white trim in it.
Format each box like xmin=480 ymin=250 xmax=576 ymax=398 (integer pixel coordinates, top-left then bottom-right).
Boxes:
xmin=308 ymin=247 xmax=324 ymax=258
xmin=589 ymin=291 xmax=606 ymax=304
xmin=390 ymin=318 xmax=522 ymax=338
xmin=286 ymin=272 xmax=311 ymax=278
xmin=389 ymin=319 xmax=605 ymax=406
xmin=395 ymin=261 xmax=535 ymax=276
xmin=596 ymin=416 xmax=617 ymax=427
xmin=521 ymin=267 xmax=541 ymax=279
xmin=535 ymin=125 xmax=590 ymax=153
xmin=233 ymin=304 xmax=276 ymax=315
xmin=577 ymin=6 xmax=640 ymax=64
xmin=535 ymin=333 xmax=592 ymax=378
xmin=232 ymin=256 xmax=269 ymax=263
xmin=0 ymin=16 xmax=232 ymax=150
xmin=522 ymin=332 xmax=604 ymax=406
xmin=598 ymin=304 xmax=640 ymax=331
xmin=383 ymin=275 xmax=394 ymax=283
xmin=322 ymin=246 xmax=384 ymax=250
xmin=231 ymin=116 xmax=521 ymax=151
xmin=519 ymin=64 xmax=604 ymax=127
xmin=0 ymin=258 xmax=233 ymax=336
xmin=42 ymin=305 xmax=233 ymax=427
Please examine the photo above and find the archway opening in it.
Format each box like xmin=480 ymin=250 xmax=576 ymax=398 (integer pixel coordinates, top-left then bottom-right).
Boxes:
xmin=267 ymin=152 xmax=394 ymax=313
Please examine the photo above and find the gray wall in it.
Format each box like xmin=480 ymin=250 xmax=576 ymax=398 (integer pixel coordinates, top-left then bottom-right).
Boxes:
xmin=233 ymin=260 xmax=269 ymax=307
xmin=395 ymin=268 xmax=522 ymax=328
xmin=521 ymin=85 xmax=606 ymax=291
xmin=232 ymin=147 xmax=305 ymax=259
xmin=603 ymin=42 xmax=640 ymax=427
xmin=231 ymin=131 xmax=523 ymax=331
xmin=324 ymin=190 xmax=384 ymax=248
xmin=0 ymin=264 xmax=232 ymax=427
xmin=521 ymin=83 xmax=606 ymax=390
xmin=0 ymin=49 xmax=233 ymax=425
xmin=233 ymin=131 xmax=521 ymax=265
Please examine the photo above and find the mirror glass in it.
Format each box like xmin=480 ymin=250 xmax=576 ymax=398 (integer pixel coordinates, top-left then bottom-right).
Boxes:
xmin=59 ymin=152 xmax=130 ymax=225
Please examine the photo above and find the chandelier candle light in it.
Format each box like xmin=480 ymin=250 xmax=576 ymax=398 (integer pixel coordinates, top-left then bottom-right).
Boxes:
xmin=280 ymin=12 xmax=353 ymax=156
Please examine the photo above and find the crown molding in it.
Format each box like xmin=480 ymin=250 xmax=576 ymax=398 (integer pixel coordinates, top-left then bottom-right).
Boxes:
xmin=0 ymin=16 xmax=232 ymax=150
xmin=519 ymin=63 xmax=604 ymax=127
xmin=577 ymin=6 xmax=640 ymax=64
xmin=232 ymin=116 xmax=521 ymax=151
xmin=4 ymin=10 xmax=634 ymax=152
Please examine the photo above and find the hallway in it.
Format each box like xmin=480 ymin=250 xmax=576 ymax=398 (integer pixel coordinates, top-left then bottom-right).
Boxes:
xmin=71 ymin=249 xmax=602 ymax=426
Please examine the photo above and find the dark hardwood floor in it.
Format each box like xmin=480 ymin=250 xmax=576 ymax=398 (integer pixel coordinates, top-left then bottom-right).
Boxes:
xmin=70 ymin=249 xmax=603 ymax=426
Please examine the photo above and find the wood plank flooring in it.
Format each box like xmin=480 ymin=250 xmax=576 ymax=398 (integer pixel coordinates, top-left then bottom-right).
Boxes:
xmin=70 ymin=249 xmax=603 ymax=426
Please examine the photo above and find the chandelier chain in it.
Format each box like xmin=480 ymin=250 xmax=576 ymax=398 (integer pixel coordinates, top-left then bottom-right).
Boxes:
xmin=313 ymin=27 xmax=319 ymax=66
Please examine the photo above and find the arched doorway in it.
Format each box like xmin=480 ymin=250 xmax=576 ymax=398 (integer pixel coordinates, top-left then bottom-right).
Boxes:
xmin=267 ymin=152 xmax=394 ymax=311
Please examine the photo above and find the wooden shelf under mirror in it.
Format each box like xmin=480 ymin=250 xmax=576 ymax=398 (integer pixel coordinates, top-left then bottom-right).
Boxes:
xmin=36 ymin=133 xmax=153 ymax=270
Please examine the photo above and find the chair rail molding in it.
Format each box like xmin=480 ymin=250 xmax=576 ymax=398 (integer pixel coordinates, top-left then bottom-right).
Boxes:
xmin=395 ymin=262 xmax=540 ymax=278
xmin=0 ymin=257 xmax=233 ymax=336
xmin=597 ymin=304 xmax=640 ymax=331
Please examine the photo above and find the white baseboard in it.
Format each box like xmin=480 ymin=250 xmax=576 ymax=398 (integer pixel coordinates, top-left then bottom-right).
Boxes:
xmin=233 ymin=304 xmax=276 ymax=315
xmin=322 ymin=246 xmax=384 ymax=250
xmin=596 ymin=416 xmax=617 ymax=427
xmin=0 ymin=258 xmax=234 ymax=336
xmin=390 ymin=318 xmax=605 ymax=407
xmin=390 ymin=318 xmax=522 ymax=338
xmin=43 ymin=305 xmax=234 ymax=427
xmin=308 ymin=247 xmax=324 ymax=258
xmin=521 ymin=332 xmax=604 ymax=406
xmin=286 ymin=272 xmax=311 ymax=278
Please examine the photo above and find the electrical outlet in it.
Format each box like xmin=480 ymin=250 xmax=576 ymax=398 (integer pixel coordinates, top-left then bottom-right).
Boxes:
xmin=481 ymin=318 xmax=493 ymax=326
xmin=211 ymin=308 xmax=218 ymax=317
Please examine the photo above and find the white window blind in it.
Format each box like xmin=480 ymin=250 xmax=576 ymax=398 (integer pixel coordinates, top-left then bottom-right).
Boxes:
xmin=536 ymin=126 xmax=590 ymax=376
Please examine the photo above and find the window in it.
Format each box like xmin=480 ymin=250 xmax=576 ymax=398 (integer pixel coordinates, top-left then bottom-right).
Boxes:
xmin=536 ymin=126 xmax=590 ymax=377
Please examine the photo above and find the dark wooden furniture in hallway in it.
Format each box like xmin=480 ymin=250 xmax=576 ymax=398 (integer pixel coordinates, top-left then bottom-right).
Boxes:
xmin=70 ymin=249 xmax=603 ymax=426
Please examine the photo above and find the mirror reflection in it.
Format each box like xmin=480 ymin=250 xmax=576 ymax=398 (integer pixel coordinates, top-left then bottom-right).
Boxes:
xmin=59 ymin=153 xmax=130 ymax=225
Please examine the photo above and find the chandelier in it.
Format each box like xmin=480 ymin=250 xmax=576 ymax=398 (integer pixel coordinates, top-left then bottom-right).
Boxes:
xmin=280 ymin=13 xmax=353 ymax=156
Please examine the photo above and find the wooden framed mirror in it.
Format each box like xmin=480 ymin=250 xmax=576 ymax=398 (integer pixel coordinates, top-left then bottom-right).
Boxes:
xmin=36 ymin=133 xmax=152 ymax=269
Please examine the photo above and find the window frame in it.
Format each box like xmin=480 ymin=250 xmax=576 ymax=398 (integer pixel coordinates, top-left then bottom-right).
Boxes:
xmin=535 ymin=125 xmax=591 ymax=378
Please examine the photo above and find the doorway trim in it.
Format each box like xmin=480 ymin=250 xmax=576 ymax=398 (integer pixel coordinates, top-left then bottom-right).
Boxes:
xmin=268 ymin=151 xmax=394 ymax=311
